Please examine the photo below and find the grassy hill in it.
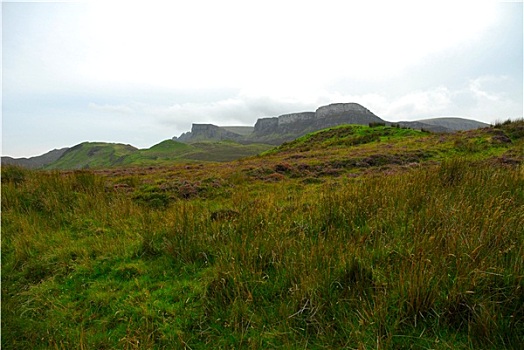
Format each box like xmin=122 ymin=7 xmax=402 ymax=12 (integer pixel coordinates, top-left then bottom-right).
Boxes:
xmin=44 ymin=140 xmax=274 ymax=169
xmin=2 ymin=120 xmax=523 ymax=349
xmin=120 ymin=140 xmax=197 ymax=166
xmin=247 ymin=123 xmax=520 ymax=180
xmin=46 ymin=142 xmax=138 ymax=169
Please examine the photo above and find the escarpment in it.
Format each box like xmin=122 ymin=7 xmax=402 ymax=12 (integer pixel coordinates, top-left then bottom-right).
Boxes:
xmin=176 ymin=102 xmax=385 ymax=144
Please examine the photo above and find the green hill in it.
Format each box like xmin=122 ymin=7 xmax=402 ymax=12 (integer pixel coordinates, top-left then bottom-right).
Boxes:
xmin=44 ymin=139 xmax=274 ymax=169
xmin=247 ymin=122 xmax=522 ymax=179
xmin=43 ymin=122 xmax=522 ymax=170
xmin=120 ymin=140 xmax=196 ymax=166
xmin=45 ymin=142 xmax=138 ymax=169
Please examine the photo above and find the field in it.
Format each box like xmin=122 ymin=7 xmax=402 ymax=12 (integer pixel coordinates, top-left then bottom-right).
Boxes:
xmin=2 ymin=122 xmax=523 ymax=349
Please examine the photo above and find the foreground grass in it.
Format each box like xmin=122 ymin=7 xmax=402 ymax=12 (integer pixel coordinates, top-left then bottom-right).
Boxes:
xmin=2 ymin=156 xmax=523 ymax=349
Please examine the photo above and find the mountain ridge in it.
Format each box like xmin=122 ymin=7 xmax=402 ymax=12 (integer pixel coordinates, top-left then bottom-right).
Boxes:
xmin=2 ymin=102 xmax=491 ymax=169
xmin=174 ymin=103 xmax=490 ymax=144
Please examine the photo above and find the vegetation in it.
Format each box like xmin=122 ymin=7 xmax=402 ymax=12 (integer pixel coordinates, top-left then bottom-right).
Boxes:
xmin=2 ymin=121 xmax=523 ymax=349
xmin=43 ymin=140 xmax=274 ymax=170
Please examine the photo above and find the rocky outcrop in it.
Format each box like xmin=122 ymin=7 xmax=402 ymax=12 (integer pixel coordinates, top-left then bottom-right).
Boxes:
xmin=316 ymin=103 xmax=372 ymax=118
xmin=253 ymin=117 xmax=279 ymax=135
xmin=170 ymin=107 xmax=491 ymax=145
xmin=176 ymin=124 xmax=244 ymax=143
xmin=279 ymin=112 xmax=316 ymax=125
xmin=250 ymin=104 xmax=383 ymax=143
xmin=313 ymin=103 xmax=383 ymax=127
xmin=176 ymin=103 xmax=387 ymax=144
xmin=253 ymin=112 xmax=316 ymax=136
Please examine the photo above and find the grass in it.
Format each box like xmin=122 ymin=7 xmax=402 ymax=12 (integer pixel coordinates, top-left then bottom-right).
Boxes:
xmin=46 ymin=142 xmax=138 ymax=169
xmin=2 ymin=121 xmax=523 ymax=349
xmin=44 ymin=140 xmax=274 ymax=170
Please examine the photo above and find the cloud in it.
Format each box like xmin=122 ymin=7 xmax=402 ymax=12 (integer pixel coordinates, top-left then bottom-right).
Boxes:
xmin=87 ymin=93 xmax=324 ymax=130
xmin=85 ymin=74 xmax=521 ymax=140
xmin=382 ymin=88 xmax=454 ymax=120
xmin=375 ymin=75 xmax=522 ymax=122
xmin=88 ymin=103 xmax=136 ymax=114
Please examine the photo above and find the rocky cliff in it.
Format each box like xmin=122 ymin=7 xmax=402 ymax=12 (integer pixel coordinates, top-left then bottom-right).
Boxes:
xmin=173 ymin=102 xmax=484 ymax=145
xmin=176 ymin=124 xmax=244 ymax=143
xmin=250 ymin=103 xmax=383 ymax=143
xmin=175 ymin=103 xmax=386 ymax=144
xmin=253 ymin=112 xmax=316 ymax=136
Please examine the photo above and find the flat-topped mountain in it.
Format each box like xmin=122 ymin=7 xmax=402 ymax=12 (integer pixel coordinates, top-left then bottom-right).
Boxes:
xmin=174 ymin=102 xmax=492 ymax=145
xmin=177 ymin=102 xmax=386 ymax=145
xmin=177 ymin=124 xmax=245 ymax=143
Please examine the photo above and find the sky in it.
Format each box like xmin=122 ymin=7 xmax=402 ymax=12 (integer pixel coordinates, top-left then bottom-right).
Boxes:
xmin=2 ymin=0 xmax=523 ymax=158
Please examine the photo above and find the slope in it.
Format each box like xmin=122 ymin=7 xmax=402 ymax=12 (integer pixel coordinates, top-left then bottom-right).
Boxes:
xmin=46 ymin=142 xmax=138 ymax=169
xmin=2 ymin=148 xmax=69 ymax=169
xmin=44 ymin=139 xmax=275 ymax=169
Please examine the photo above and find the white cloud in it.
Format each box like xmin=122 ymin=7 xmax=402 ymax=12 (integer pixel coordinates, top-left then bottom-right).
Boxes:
xmin=77 ymin=0 xmax=498 ymax=93
xmin=84 ymin=73 xmax=520 ymax=139
xmin=88 ymin=103 xmax=136 ymax=114
xmin=383 ymin=88 xmax=454 ymax=119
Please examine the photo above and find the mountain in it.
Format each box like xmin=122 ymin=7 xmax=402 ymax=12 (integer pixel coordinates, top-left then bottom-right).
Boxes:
xmin=47 ymin=142 xmax=138 ymax=169
xmin=176 ymin=124 xmax=245 ymax=143
xmin=173 ymin=103 xmax=491 ymax=144
xmin=3 ymin=102 xmax=496 ymax=170
xmin=177 ymin=102 xmax=386 ymax=144
xmin=1 ymin=148 xmax=69 ymax=169
xmin=35 ymin=139 xmax=273 ymax=170
xmin=410 ymin=117 xmax=490 ymax=131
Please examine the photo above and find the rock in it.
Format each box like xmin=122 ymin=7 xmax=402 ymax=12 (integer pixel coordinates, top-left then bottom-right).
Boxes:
xmin=316 ymin=103 xmax=373 ymax=118
xmin=253 ymin=117 xmax=279 ymax=135
xmin=178 ymin=124 xmax=244 ymax=142
xmin=177 ymin=102 xmax=385 ymax=144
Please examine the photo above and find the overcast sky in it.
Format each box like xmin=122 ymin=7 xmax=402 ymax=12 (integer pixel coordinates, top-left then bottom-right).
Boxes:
xmin=2 ymin=0 xmax=523 ymax=157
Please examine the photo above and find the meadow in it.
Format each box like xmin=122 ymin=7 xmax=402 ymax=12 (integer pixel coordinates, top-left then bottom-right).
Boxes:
xmin=2 ymin=122 xmax=523 ymax=349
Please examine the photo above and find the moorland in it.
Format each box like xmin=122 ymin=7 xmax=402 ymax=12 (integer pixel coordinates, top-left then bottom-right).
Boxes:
xmin=2 ymin=120 xmax=523 ymax=349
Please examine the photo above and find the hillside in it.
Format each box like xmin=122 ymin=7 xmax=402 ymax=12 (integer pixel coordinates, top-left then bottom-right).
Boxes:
xmin=2 ymin=120 xmax=522 ymax=349
xmin=43 ymin=139 xmax=273 ymax=170
xmin=46 ymin=142 xmax=138 ymax=169
xmin=241 ymin=122 xmax=521 ymax=180
xmin=1 ymin=147 xmax=69 ymax=168
xmin=119 ymin=140 xmax=197 ymax=166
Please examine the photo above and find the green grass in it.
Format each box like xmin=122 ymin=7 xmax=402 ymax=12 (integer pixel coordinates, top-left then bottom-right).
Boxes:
xmin=44 ymin=140 xmax=274 ymax=169
xmin=2 ymin=121 xmax=523 ymax=349
xmin=46 ymin=142 xmax=138 ymax=169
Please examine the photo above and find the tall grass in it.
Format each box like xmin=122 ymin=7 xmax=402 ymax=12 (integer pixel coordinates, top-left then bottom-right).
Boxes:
xmin=2 ymin=160 xmax=523 ymax=349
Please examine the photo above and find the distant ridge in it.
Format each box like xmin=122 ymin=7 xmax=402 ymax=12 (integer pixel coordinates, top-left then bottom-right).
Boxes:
xmin=412 ymin=117 xmax=490 ymax=131
xmin=177 ymin=102 xmax=385 ymax=144
xmin=3 ymin=102 xmax=495 ymax=169
xmin=173 ymin=102 xmax=490 ymax=144
xmin=1 ymin=148 xmax=69 ymax=169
